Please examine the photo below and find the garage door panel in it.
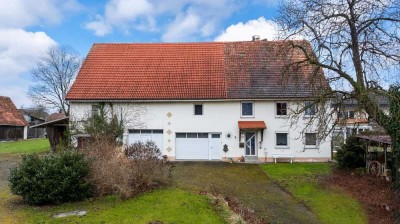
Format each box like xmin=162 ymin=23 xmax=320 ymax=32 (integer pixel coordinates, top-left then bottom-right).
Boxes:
xmin=176 ymin=133 xmax=209 ymax=160
xmin=128 ymin=129 xmax=163 ymax=151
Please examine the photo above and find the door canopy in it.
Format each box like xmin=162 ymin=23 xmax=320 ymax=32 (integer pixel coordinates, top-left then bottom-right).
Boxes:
xmin=238 ymin=121 xmax=267 ymax=130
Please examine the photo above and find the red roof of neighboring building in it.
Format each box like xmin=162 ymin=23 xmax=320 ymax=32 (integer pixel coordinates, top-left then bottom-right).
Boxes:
xmin=238 ymin=121 xmax=267 ymax=129
xmin=46 ymin=113 xmax=67 ymax=122
xmin=67 ymin=41 xmax=328 ymax=101
xmin=0 ymin=96 xmax=28 ymax=126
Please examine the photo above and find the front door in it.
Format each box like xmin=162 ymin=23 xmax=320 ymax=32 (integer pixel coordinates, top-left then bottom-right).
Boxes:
xmin=245 ymin=132 xmax=256 ymax=156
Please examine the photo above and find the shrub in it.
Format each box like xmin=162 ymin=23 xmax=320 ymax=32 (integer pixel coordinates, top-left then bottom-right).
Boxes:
xmin=336 ymin=136 xmax=365 ymax=169
xmin=9 ymin=151 xmax=93 ymax=205
xmin=82 ymin=139 xmax=169 ymax=199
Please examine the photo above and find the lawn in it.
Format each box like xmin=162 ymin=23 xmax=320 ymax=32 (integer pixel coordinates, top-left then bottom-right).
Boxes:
xmin=0 ymin=138 xmax=50 ymax=154
xmin=0 ymin=188 xmax=225 ymax=224
xmin=261 ymin=163 xmax=368 ymax=224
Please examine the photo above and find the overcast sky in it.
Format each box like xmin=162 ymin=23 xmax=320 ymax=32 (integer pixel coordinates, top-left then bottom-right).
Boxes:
xmin=0 ymin=0 xmax=280 ymax=108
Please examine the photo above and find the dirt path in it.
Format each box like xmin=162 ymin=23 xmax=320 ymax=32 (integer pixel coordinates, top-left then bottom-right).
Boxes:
xmin=0 ymin=154 xmax=20 ymax=189
xmin=171 ymin=162 xmax=320 ymax=224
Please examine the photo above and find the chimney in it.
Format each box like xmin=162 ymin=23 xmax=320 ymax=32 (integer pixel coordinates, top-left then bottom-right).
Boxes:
xmin=252 ymin=35 xmax=260 ymax=41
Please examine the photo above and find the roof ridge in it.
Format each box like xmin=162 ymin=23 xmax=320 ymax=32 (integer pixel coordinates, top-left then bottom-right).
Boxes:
xmin=91 ymin=40 xmax=307 ymax=46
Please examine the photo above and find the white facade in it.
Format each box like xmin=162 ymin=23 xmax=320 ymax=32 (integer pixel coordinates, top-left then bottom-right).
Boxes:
xmin=70 ymin=100 xmax=332 ymax=162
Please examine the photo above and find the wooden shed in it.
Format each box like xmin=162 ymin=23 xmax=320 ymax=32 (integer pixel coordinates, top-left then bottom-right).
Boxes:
xmin=0 ymin=96 xmax=28 ymax=141
xmin=30 ymin=113 xmax=68 ymax=152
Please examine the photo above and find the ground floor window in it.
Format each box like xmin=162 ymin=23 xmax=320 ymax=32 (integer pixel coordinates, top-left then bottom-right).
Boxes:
xmin=276 ymin=133 xmax=288 ymax=147
xmin=305 ymin=133 xmax=317 ymax=146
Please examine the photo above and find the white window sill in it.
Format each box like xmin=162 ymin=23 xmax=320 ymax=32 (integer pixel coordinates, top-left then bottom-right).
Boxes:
xmin=275 ymin=146 xmax=289 ymax=149
xmin=275 ymin=115 xmax=289 ymax=119
xmin=304 ymin=146 xmax=319 ymax=149
xmin=241 ymin=115 xmax=255 ymax=118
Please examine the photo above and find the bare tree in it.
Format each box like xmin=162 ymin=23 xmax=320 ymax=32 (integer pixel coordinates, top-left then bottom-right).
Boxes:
xmin=276 ymin=0 xmax=400 ymax=187
xmin=29 ymin=46 xmax=82 ymax=115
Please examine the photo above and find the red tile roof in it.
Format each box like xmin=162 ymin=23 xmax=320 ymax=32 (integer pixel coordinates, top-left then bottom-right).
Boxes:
xmin=0 ymin=96 xmax=28 ymax=126
xmin=46 ymin=113 xmax=67 ymax=122
xmin=67 ymin=41 xmax=328 ymax=100
xmin=238 ymin=121 xmax=267 ymax=129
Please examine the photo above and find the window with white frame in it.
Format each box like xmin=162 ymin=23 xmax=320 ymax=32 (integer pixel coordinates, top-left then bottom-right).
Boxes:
xmin=241 ymin=102 xmax=254 ymax=117
xmin=276 ymin=102 xmax=287 ymax=116
xmin=304 ymin=101 xmax=316 ymax=116
xmin=276 ymin=133 xmax=288 ymax=147
xmin=305 ymin=133 xmax=317 ymax=146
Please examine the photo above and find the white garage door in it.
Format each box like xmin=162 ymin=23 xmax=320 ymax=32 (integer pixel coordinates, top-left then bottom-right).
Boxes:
xmin=128 ymin=129 xmax=163 ymax=150
xmin=175 ymin=133 xmax=221 ymax=160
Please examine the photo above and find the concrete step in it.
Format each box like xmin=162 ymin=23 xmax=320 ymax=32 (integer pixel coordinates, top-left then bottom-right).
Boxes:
xmin=245 ymin=156 xmax=259 ymax=164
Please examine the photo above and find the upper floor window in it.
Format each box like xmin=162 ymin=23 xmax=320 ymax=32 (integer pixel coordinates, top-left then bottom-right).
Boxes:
xmin=241 ymin=102 xmax=254 ymax=117
xmin=276 ymin=102 xmax=287 ymax=116
xmin=194 ymin=104 xmax=203 ymax=115
xmin=304 ymin=101 xmax=316 ymax=116
xmin=91 ymin=105 xmax=99 ymax=116
xmin=348 ymin=111 xmax=355 ymax=118
xmin=339 ymin=111 xmax=355 ymax=119
xmin=305 ymin=133 xmax=317 ymax=146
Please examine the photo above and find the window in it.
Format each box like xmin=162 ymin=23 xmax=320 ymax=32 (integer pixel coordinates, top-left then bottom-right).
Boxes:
xmin=276 ymin=133 xmax=288 ymax=146
xmin=194 ymin=104 xmax=203 ymax=115
xmin=241 ymin=102 xmax=254 ymax=116
xmin=348 ymin=111 xmax=355 ymax=119
xmin=304 ymin=101 xmax=316 ymax=116
xmin=128 ymin=129 xmax=163 ymax=134
xmin=305 ymin=133 xmax=317 ymax=146
xmin=340 ymin=111 xmax=355 ymax=119
xmin=176 ymin=133 xmax=186 ymax=138
xmin=276 ymin=102 xmax=287 ymax=116
xmin=91 ymin=105 xmax=99 ymax=116
xmin=212 ymin=134 xmax=220 ymax=138
xmin=198 ymin=133 xmax=208 ymax=138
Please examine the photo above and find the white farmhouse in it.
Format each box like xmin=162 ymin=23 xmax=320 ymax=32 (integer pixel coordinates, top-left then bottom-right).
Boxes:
xmin=66 ymin=40 xmax=332 ymax=163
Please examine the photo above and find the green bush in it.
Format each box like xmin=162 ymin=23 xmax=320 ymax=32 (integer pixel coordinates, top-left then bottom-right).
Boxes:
xmin=336 ymin=136 xmax=365 ymax=169
xmin=9 ymin=151 xmax=93 ymax=205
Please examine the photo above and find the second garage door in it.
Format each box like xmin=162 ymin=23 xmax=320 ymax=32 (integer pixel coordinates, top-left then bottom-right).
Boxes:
xmin=128 ymin=129 xmax=163 ymax=150
xmin=175 ymin=133 xmax=221 ymax=160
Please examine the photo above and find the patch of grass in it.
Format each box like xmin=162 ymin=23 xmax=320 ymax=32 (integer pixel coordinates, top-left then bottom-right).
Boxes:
xmin=261 ymin=163 xmax=367 ymax=224
xmin=0 ymin=139 xmax=50 ymax=154
xmin=1 ymin=188 xmax=225 ymax=224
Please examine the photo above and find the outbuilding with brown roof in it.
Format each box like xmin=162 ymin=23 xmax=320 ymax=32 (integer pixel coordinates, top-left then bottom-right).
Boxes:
xmin=0 ymin=96 xmax=28 ymax=141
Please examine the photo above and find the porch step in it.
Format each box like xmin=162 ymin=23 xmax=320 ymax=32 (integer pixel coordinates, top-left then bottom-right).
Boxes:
xmin=245 ymin=156 xmax=259 ymax=164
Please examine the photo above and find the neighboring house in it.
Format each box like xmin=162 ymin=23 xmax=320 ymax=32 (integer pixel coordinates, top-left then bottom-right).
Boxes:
xmin=332 ymin=97 xmax=389 ymax=150
xmin=66 ymin=40 xmax=332 ymax=162
xmin=0 ymin=96 xmax=28 ymax=141
xmin=20 ymin=109 xmax=46 ymax=138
